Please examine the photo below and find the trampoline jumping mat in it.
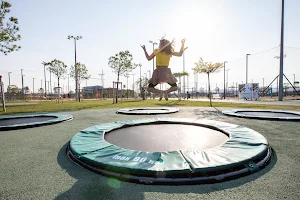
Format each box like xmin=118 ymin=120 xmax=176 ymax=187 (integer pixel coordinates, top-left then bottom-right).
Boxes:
xmin=222 ymin=109 xmax=300 ymax=121
xmin=67 ymin=118 xmax=272 ymax=185
xmin=116 ymin=107 xmax=179 ymax=115
xmin=0 ymin=113 xmax=73 ymax=131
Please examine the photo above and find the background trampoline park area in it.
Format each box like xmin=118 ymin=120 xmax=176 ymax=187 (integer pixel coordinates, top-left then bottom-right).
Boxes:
xmin=1 ymin=0 xmax=300 ymax=199
xmin=0 ymin=107 xmax=299 ymax=200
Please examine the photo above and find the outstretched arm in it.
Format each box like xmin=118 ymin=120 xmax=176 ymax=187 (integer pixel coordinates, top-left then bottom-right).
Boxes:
xmin=141 ymin=45 xmax=156 ymax=61
xmin=172 ymin=39 xmax=188 ymax=57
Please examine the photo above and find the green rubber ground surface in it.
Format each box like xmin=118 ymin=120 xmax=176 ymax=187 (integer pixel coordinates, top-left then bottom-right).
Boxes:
xmin=0 ymin=107 xmax=299 ymax=200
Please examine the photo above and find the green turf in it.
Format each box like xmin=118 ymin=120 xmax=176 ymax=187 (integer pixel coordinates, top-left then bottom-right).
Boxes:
xmin=1 ymin=99 xmax=300 ymax=115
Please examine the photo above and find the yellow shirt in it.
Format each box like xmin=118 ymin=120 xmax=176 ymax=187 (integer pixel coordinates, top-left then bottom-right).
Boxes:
xmin=154 ymin=49 xmax=172 ymax=67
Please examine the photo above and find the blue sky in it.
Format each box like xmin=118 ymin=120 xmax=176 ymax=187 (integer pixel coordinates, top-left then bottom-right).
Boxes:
xmin=1 ymin=0 xmax=300 ymax=93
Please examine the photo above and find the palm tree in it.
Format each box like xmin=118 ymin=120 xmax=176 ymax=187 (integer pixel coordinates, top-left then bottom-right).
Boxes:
xmin=173 ymin=71 xmax=189 ymax=99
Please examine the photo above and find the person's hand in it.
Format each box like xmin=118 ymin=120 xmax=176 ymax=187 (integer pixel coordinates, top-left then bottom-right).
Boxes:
xmin=141 ymin=45 xmax=146 ymax=50
xmin=181 ymin=39 xmax=186 ymax=45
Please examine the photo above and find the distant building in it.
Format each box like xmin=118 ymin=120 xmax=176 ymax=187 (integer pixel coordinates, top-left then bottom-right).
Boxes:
xmin=82 ymin=85 xmax=103 ymax=94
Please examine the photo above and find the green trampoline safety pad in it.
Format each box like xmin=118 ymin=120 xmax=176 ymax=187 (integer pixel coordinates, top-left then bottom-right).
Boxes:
xmin=0 ymin=113 xmax=73 ymax=131
xmin=68 ymin=118 xmax=271 ymax=184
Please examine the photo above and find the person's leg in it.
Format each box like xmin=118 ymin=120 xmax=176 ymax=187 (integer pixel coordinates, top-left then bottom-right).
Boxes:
xmin=166 ymin=83 xmax=178 ymax=93
xmin=164 ymin=83 xmax=178 ymax=100
xmin=147 ymin=83 xmax=161 ymax=93
xmin=147 ymin=83 xmax=164 ymax=100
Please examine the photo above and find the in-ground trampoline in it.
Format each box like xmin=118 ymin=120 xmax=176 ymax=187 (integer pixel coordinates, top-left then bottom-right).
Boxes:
xmin=116 ymin=107 xmax=179 ymax=115
xmin=67 ymin=118 xmax=272 ymax=185
xmin=0 ymin=113 xmax=73 ymax=131
xmin=222 ymin=109 xmax=300 ymax=121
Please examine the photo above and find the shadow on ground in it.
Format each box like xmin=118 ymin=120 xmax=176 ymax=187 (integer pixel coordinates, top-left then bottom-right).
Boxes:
xmin=56 ymin=141 xmax=277 ymax=200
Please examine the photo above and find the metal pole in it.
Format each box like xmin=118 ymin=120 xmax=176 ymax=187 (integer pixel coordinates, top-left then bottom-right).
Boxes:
xmin=74 ymin=39 xmax=78 ymax=101
xmin=277 ymin=77 xmax=279 ymax=96
xmin=149 ymin=41 xmax=157 ymax=71
xmin=21 ymin=69 xmax=24 ymax=100
xmin=33 ymin=78 xmax=35 ymax=94
xmin=8 ymin=72 xmax=11 ymax=86
xmin=140 ymin=65 xmax=142 ymax=96
xmin=50 ymin=71 xmax=52 ymax=94
xmin=236 ymin=82 xmax=238 ymax=97
xmin=41 ymin=79 xmax=42 ymax=89
xmin=132 ymin=73 xmax=135 ymax=97
xmin=263 ymin=78 xmax=264 ymax=96
xmin=246 ymin=54 xmax=250 ymax=83
xmin=293 ymin=74 xmax=295 ymax=86
xmin=278 ymin=0 xmax=285 ymax=101
xmin=68 ymin=74 xmax=69 ymax=93
xmin=183 ymin=51 xmax=186 ymax=94
xmin=44 ymin=64 xmax=47 ymax=97
xmin=47 ymin=81 xmax=50 ymax=94
xmin=0 ymin=76 xmax=6 ymax=112
xmin=126 ymin=75 xmax=129 ymax=99
xmin=226 ymin=69 xmax=230 ymax=95
xmin=68 ymin=35 xmax=82 ymax=101
xmin=223 ymin=61 xmax=226 ymax=99
xmin=99 ymin=70 xmax=105 ymax=99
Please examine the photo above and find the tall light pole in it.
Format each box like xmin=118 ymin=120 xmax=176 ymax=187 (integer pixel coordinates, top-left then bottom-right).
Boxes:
xmin=262 ymin=78 xmax=264 ymax=97
xmin=8 ymin=72 xmax=12 ymax=86
xmin=99 ymin=70 xmax=105 ymax=99
xmin=33 ymin=78 xmax=35 ymax=94
xmin=131 ymin=73 xmax=135 ymax=97
xmin=274 ymin=53 xmax=286 ymax=98
xmin=149 ymin=40 xmax=157 ymax=71
xmin=49 ymin=71 xmax=52 ymax=94
xmin=126 ymin=74 xmax=129 ymax=99
xmin=223 ymin=61 xmax=227 ymax=99
xmin=47 ymin=81 xmax=50 ymax=94
xmin=226 ymin=69 xmax=230 ymax=95
xmin=21 ymin=69 xmax=25 ymax=100
xmin=183 ymin=50 xmax=186 ymax=94
xmin=278 ymin=0 xmax=285 ymax=101
xmin=293 ymin=74 xmax=295 ymax=86
xmin=134 ymin=63 xmax=142 ymax=97
xmin=68 ymin=35 xmax=82 ymax=101
xmin=67 ymin=73 xmax=70 ymax=93
xmin=246 ymin=54 xmax=250 ymax=83
xmin=42 ymin=62 xmax=48 ymax=97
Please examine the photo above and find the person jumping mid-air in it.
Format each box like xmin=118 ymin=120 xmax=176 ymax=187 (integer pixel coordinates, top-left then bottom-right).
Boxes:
xmin=141 ymin=38 xmax=187 ymax=100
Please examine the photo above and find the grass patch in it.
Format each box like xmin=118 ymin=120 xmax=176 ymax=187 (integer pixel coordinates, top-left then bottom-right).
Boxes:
xmin=0 ymin=99 xmax=300 ymax=115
